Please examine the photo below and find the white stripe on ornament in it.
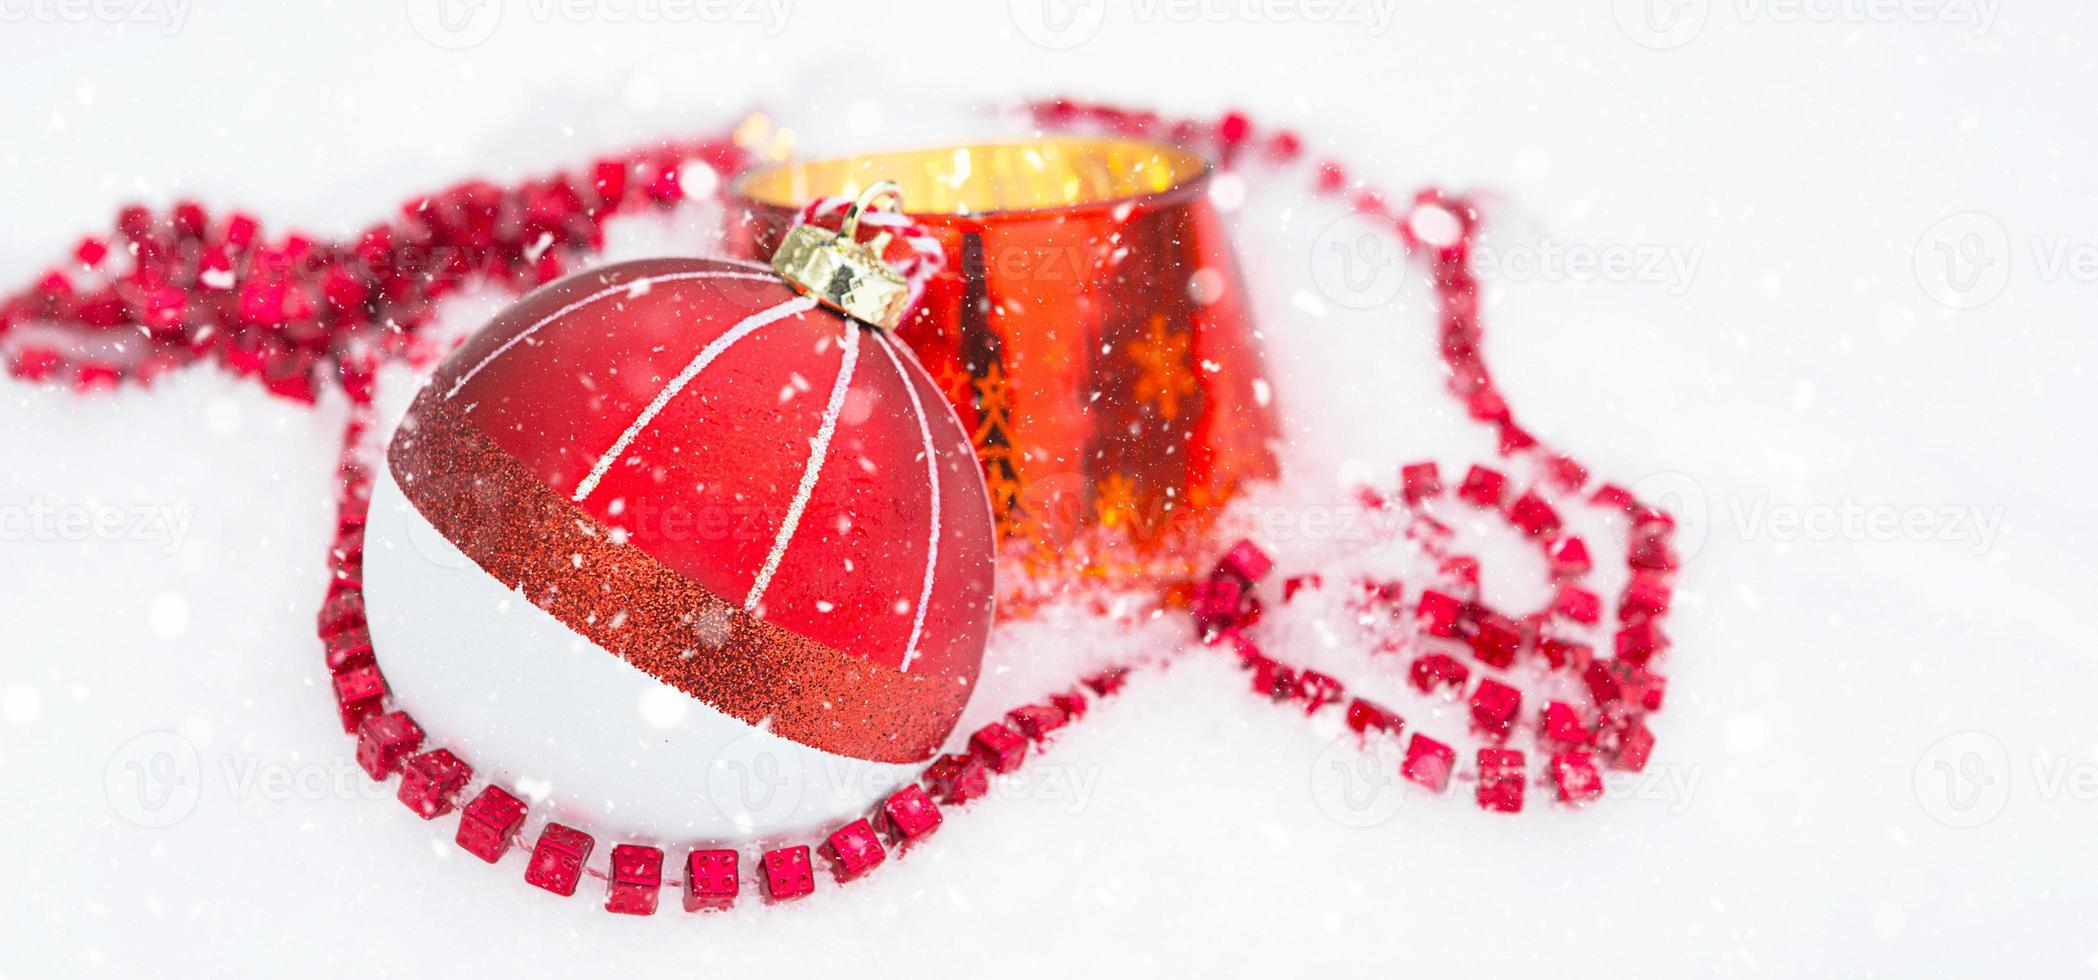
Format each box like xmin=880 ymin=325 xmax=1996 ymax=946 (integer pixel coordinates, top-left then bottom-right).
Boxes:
xmin=743 ymin=320 xmax=861 ymax=613
xmin=445 ymin=269 xmax=776 ymax=400
xmin=571 ymin=293 xmax=818 ymax=503
xmin=873 ymin=331 xmax=941 ymax=673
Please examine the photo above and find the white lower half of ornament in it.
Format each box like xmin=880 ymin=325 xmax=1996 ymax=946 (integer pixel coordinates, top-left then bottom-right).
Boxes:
xmin=362 ymin=466 xmax=919 ymax=845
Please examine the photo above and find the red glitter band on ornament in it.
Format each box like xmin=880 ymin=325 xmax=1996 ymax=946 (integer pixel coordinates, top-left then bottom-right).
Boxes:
xmin=388 ymin=388 xmax=970 ymax=764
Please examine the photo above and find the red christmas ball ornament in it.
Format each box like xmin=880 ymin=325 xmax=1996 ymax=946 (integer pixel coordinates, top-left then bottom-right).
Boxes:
xmin=362 ymin=187 xmax=995 ymax=840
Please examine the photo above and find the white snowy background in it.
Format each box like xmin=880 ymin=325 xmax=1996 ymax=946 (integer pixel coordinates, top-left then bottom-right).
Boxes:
xmin=3 ymin=2 xmax=2095 ymax=977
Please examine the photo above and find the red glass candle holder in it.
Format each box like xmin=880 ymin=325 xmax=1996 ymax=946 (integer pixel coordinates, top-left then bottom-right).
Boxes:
xmin=728 ymin=138 xmax=1278 ymax=589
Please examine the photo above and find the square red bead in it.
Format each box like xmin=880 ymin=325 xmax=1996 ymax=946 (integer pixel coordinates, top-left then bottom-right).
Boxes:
xmin=1050 ymin=690 xmax=1088 ymax=720
xmin=1214 ymin=539 xmax=1273 ymax=583
xmin=1507 ymin=491 xmax=1561 ymax=538
xmin=1636 ymin=671 xmax=1667 ymax=712
xmin=316 ymin=581 xmax=365 ymax=636
xmin=1584 ymin=660 xmax=1627 ymax=705
xmin=1282 ymin=573 xmax=1323 ymax=602
xmin=1538 ymin=635 xmax=1592 ymax=672
xmin=1402 ymin=734 xmax=1455 ymax=792
xmin=1591 ymin=483 xmax=1637 ymax=512
xmin=1546 ymin=454 xmax=1588 ymax=493
xmin=924 ymin=753 xmax=989 ymax=805
xmin=1193 ymin=574 xmax=1247 ymax=636
xmin=1540 ymin=701 xmax=1589 ymax=748
xmin=823 ymin=818 xmax=886 ymax=882
xmin=323 ymin=627 xmax=374 ymax=674
xmin=1613 ymin=720 xmax=1656 ymax=772
xmin=969 ymin=721 xmax=1029 ymax=774
xmin=879 ymin=783 xmax=943 ymax=844
xmin=1551 ymin=751 xmax=1604 ymax=804
xmin=1465 ymin=607 xmax=1522 ymax=669
xmin=525 ymin=823 xmax=595 ymax=897
xmin=761 ymin=845 xmax=815 ymax=902
xmin=1247 ymin=652 xmax=1298 ymax=701
xmin=397 ymin=748 xmax=470 ymax=819
xmin=1548 ymin=536 xmax=1592 ymax=578
xmin=1400 ymin=461 xmax=1442 ymax=504
xmin=1476 ymin=748 xmax=1527 ymax=813
xmin=1083 ymin=667 xmax=1129 ymax=696
xmin=1470 ymin=679 xmax=1522 ymax=739
xmin=331 ymin=664 xmax=386 ymax=734
xmin=1344 ymin=697 xmax=1402 ymax=739
xmin=1296 ymin=670 xmax=1344 ymax=714
xmin=683 ymin=849 xmax=739 ymax=912
xmin=329 ymin=528 xmax=363 ymax=578
xmin=605 ymin=844 xmax=663 ymax=915
xmin=1436 ymin=557 xmax=1479 ymax=598
xmin=1409 ymin=653 xmax=1469 ymax=695
xmin=1621 ymin=573 xmax=1673 ymax=621
xmin=1555 ymin=584 xmax=1602 ymax=625
xmin=1006 ymin=704 xmax=1068 ymax=742
xmin=1629 ymin=521 xmax=1678 ymax=571
xmin=454 ymin=785 xmax=527 ymax=863
xmin=1356 ymin=577 xmax=1406 ymax=611
xmin=1416 ymin=590 xmax=1464 ymax=638
xmin=1457 ymin=465 xmax=1506 ymax=508
xmin=354 ymin=710 xmax=423 ymax=780
xmin=1615 ymin=619 xmax=1670 ymax=665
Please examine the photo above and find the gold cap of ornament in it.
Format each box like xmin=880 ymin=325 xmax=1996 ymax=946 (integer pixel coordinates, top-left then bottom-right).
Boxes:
xmin=771 ymin=181 xmax=912 ymax=331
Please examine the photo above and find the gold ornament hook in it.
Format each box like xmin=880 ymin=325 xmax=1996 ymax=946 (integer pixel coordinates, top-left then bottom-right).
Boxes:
xmin=770 ymin=179 xmax=914 ymax=331
xmin=837 ymin=180 xmax=904 ymax=240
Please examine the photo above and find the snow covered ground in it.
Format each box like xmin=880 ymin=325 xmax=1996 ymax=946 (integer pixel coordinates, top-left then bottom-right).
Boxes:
xmin=4 ymin=3 xmax=2097 ymax=977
